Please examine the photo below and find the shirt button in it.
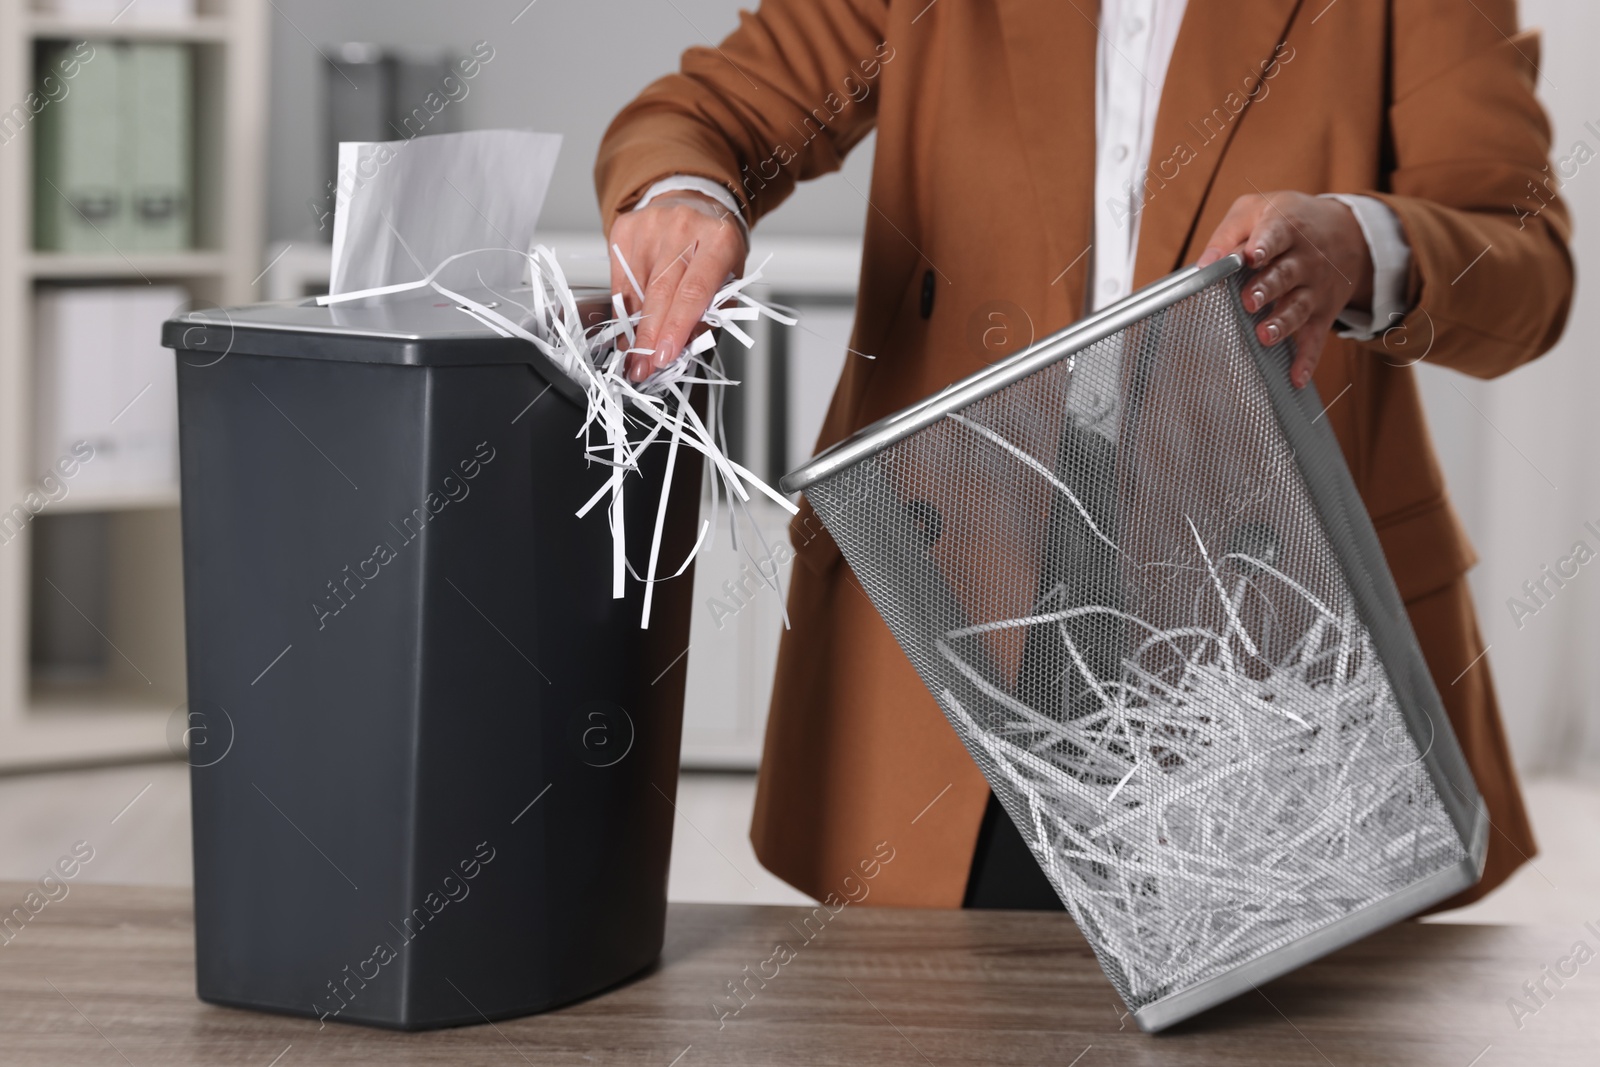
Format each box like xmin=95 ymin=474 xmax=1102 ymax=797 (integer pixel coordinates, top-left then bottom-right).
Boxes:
xmin=1127 ymin=16 xmax=1146 ymax=35
xmin=1112 ymin=144 xmax=1130 ymax=162
xmin=1102 ymin=279 xmax=1121 ymax=296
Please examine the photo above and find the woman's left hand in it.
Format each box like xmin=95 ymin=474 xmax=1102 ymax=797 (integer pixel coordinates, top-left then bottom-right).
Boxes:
xmin=1197 ymin=191 xmax=1375 ymax=389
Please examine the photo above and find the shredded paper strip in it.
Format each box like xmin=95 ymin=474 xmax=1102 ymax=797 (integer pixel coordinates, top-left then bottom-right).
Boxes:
xmin=319 ymin=245 xmax=799 ymax=627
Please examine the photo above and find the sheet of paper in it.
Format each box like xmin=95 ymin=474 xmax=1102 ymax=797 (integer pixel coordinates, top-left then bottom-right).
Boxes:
xmin=329 ymin=129 xmax=562 ymax=296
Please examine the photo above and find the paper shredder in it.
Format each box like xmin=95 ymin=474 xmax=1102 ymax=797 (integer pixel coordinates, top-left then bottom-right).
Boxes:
xmin=162 ymin=287 xmax=702 ymax=1030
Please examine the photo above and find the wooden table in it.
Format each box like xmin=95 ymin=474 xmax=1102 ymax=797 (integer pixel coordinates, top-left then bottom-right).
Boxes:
xmin=1 ymin=882 xmax=1594 ymax=1065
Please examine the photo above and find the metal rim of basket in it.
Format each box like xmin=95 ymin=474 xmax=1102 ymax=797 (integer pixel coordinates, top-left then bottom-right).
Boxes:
xmin=779 ymin=252 xmax=1247 ymax=494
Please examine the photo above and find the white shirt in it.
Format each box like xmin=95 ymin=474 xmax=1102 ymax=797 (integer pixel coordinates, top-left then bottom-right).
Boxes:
xmin=1089 ymin=0 xmax=1409 ymax=336
xmin=1092 ymin=0 xmax=1187 ymax=310
xmin=641 ymin=0 xmax=1411 ymax=339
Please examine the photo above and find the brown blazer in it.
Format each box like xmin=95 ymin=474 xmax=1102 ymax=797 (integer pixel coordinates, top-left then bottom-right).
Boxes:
xmin=596 ymin=0 xmax=1573 ymax=908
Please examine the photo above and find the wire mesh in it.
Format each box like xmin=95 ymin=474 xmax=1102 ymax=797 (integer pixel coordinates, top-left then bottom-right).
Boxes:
xmin=799 ymin=269 xmax=1474 ymax=1024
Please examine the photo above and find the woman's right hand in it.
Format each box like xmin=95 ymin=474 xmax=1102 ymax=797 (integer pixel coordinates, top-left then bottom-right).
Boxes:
xmin=608 ymin=191 xmax=748 ymax=382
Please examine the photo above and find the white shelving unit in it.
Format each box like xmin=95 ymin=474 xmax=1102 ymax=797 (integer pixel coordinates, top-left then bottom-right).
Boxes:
xmin=0 ymin=0 xmax=266 ymax=770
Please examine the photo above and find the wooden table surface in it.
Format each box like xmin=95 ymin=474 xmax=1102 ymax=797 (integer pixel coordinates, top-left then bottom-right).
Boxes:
xmin=0 ymin=882 xmax=1594 ymax=1066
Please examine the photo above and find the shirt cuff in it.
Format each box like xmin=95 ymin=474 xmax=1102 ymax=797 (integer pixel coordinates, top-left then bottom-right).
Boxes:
xmin=1320 ymin=193 xmax=1412 ymax=341
xmin=636 ymin=176 xmax=750 ymax=243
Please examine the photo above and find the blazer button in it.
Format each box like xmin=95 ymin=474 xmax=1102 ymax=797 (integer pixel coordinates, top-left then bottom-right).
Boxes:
xmin=920 ymin=269 xmax=935 ymax=319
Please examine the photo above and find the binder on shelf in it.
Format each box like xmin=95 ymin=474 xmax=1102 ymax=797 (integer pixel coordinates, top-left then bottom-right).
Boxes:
xmin=34 ymin=40 xmax=194 ymax=254
xmin=34 ymin=285 xmax=186 ymax=504
xmin=33 ymin=40 xmax=126 ymax=253
xmin=126 ymin=41 xmax=193 ymax=251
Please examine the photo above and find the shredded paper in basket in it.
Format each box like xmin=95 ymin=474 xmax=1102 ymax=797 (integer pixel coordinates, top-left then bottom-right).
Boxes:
xmin=789 ymin=260 xmax=1484 ymax=1029
xmin=319 ymin=244 xmax=798 ymax=627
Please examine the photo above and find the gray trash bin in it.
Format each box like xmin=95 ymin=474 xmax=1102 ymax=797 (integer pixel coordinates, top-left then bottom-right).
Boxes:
xmin=162 ymin=286 xmax=702 ymax=1030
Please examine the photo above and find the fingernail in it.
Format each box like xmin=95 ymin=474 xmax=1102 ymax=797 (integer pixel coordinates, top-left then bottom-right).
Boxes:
xmin=1263 ymin=322 xmax=1281 ymax=343
xmin=1250 ymin=288 xmax=1267 ymax=310
xmin=1252 ymin=247 xmax=1267 ymax=265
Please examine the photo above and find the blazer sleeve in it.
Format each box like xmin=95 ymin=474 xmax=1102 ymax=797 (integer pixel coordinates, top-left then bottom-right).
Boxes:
xmin=1362 ymin=1 xmax=1574 ymax=378
xmin=594 ymin=0 xmax=891 ymax=235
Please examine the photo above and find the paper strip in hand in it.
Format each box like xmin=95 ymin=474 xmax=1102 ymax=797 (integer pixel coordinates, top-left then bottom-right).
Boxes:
xmin=320 ymin=244 xmax=798 ymax=628
xmin=320 ymin=130 xmax=798 ymax=625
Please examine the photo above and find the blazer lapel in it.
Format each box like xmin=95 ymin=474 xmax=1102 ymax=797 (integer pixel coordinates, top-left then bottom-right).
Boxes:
xmin=993 ymin=0 xmax=1100 ymax=316
xmin=1133 ymin=0 xmax=1304 ymax=287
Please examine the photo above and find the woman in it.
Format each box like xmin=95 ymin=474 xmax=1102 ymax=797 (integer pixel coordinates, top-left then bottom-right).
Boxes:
xmin=596 ymin=0 xmax=1572 ymax=909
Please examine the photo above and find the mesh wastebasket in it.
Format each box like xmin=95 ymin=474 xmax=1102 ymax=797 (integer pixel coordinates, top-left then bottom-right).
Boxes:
xmin=781 ymin=254 xmax=1488 ymax=1031
xmin=163 ymin=286 xmax=702 ymax=1030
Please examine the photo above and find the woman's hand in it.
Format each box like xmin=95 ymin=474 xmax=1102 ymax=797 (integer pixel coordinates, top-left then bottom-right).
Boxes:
xmin=1197 ymin=192 xmax=1374 ymax=388
xmin=608 ymin=190 xmax=748 ymax=382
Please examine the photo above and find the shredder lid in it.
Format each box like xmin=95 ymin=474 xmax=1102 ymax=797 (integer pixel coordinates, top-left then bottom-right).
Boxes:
xmin=161 ymin=284 xmax=612 ymax=406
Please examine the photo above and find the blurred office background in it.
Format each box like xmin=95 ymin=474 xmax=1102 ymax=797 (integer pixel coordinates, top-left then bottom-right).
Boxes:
xmin=0 ymin=0 xmax=1597 ymax=918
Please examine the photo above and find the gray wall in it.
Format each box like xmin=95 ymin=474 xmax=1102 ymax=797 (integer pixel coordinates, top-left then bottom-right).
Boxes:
xmin=265 ymin=0 xmax=875 ymax=242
